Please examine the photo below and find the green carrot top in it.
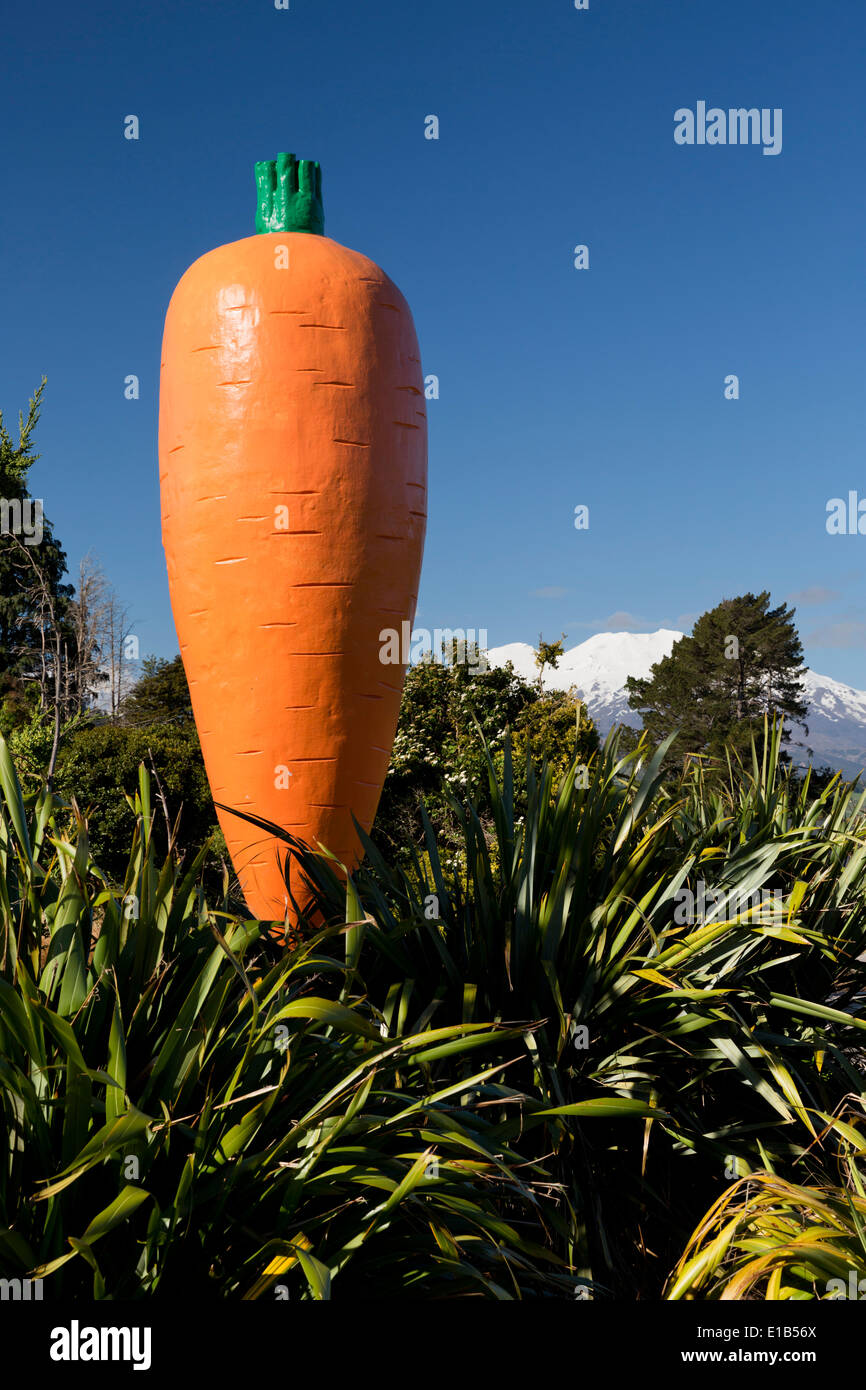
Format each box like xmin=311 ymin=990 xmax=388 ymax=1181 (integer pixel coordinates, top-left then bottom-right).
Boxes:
xmin=255 ymin=152 xmax=324 ymax=236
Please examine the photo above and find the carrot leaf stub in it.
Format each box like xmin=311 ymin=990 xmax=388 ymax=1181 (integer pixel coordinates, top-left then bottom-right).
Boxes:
xmin=255 ymin=152 xmax=324 ymax=235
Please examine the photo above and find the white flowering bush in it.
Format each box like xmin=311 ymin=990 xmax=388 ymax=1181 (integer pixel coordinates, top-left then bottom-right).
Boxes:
xmin=374 ymin=645 xmax=598 ymax=861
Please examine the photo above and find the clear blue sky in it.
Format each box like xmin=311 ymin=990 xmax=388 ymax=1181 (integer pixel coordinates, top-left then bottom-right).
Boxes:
xmin=2 ymin=0 xmax=865 ymax=682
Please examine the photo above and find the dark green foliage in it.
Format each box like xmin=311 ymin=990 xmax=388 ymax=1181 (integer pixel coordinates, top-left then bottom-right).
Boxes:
xmin=0 ymin=673 xmax=37 ymax=739
xmin=120 ymin=654 xmax=193 ymax=727
xmin=626 ymin=592 xmax=808 ymax=771
xmin=0 ymin=758 xmax=577 ymax=1300
xmin=0 ymin=381 xmax=76 ymax=685
xmin=54 ymin=657 xmax=220 ymax=883
xmin=55 ymin=723 xmax=216 ymax=878
xmin=3 ymin=716 xmax=866 ymax=1299
xmin=290 ymin=722 xmax=866 ymax=1297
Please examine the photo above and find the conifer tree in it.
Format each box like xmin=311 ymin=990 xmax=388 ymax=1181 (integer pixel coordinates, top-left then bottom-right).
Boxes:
xmin=625 ymin=593 xmax=808 ymax=767
xmin=120 ymin=655 xmax=194 ymax=727
xmin=0 ymin=381 xmax=75 ymax=689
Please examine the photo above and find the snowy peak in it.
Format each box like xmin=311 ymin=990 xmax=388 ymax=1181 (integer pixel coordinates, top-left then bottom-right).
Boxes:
xmin=487 ymin=629 xmax=681 ymax=732
xmin=486 ymin=631 xmax=866 ymax=779
xmin=802 ymin=669 xmax=866 ymax=723
xmin=554 ymin=630 xmax=683 ymax=697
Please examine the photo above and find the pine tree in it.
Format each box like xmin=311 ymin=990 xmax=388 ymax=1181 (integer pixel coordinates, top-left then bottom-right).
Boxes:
xmin=625 ymin=592 xmax=808 ymax=768
xmin=0 ymin=381 xmax=75 ymax=692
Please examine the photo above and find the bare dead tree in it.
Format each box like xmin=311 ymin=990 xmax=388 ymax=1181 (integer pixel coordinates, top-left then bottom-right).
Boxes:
xmin=66 ymin=553 xmax=136 ymax=717
xmin=68 ymin=551 xmax=111 ymax=713
xmin=104 ymin=588 xmax=135 ymax=717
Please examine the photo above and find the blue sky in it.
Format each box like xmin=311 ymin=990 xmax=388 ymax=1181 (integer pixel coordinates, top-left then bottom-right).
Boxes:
xmin=2 ymin=0 xmax=865 ymax=683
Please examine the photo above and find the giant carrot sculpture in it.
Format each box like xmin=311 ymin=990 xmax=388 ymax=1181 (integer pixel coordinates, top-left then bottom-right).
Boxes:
xmin=158 ymin=153 xmax=427 ymax=927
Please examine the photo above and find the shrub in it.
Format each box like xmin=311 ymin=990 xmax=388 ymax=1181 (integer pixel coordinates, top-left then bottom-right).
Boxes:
xmin=55 ymin=722 xmax=216 ymax=880
xmin=668 ymin=1134 xmax=866 ymax=1300
xmin=280 ymin=720 xmax=866 ymax=1297
xmin=0 ymin=748 xmax=576 ymax=1300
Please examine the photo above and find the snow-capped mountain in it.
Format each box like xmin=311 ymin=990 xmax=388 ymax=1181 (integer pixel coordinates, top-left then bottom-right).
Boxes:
xmin=798 ymin=670 xmax=866 ymax=778
xmin=486 ymin=630 xmax=866 ymax=780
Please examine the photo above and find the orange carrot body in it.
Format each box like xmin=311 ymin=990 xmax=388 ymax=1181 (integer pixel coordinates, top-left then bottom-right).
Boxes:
xmin=158 ymin=222 xmax=426 ymax=923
